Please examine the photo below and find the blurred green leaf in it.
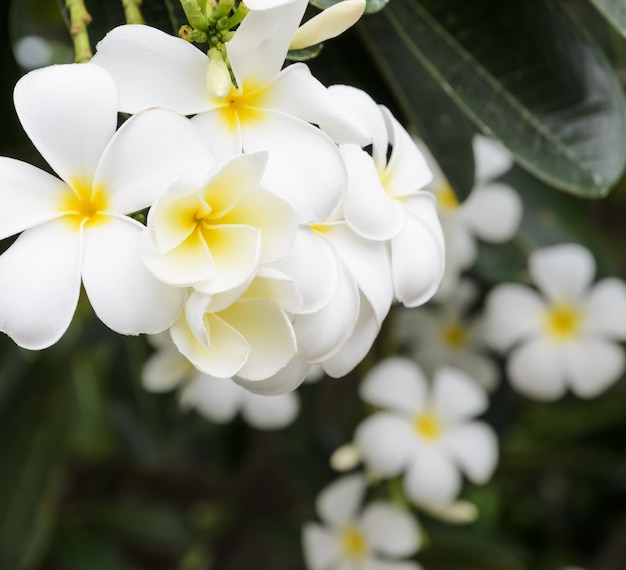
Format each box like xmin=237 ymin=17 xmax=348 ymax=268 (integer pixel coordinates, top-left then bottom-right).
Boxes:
xmin=367 ymin=0 xmax=626 ymax=197
xmin=0 ymin=357 xmax=70 ymax=569
xmin=588 ymin=0 xmax=626 ymax=36
xmin=287 ymin=43 xmax=323 ymax=61
xmin=358 ymin=12 xmax=475 ymax=200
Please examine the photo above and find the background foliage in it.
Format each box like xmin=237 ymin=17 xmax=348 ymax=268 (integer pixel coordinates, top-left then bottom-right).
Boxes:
xmin=2 ymin=0 xmax=626 ymax=568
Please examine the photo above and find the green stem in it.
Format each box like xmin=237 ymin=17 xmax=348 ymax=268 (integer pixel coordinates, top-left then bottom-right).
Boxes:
xmin=65 ymin=0 xmax=93 ymax=63
xmin=122 ymin=0 xmax=146 ymax=24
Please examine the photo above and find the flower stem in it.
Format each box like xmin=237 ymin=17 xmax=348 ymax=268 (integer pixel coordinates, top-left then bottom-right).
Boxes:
xmin=65 ymin=0 xmax=93 ymax=62
xmin=122 ymin=0 xmax=146 ymax=24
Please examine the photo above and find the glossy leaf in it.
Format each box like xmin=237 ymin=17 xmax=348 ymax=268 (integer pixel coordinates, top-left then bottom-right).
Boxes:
xmin=589 ymin=0 xmax=626 ymax=37
xmin=366 ymin=0 xmax=626 ymax=197
xmin=358 ymin=14 xmax=475 ymax=200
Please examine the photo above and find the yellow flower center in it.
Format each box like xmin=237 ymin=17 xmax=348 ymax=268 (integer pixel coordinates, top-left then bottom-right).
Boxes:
xmin=545 ymin=304 xmax=580 ymax=340
xmin=441 ymin=323 xmax=466 ymax=348
xmin=59 ymin=180 xmax=108 ymax=229
xmin=340 ymin=526 xmax=367 ymax=560
xmin=413 ymin=411 xmax=442 ymax=441
xmin=435 ymin=183 xmax=459 ymax=211
xmin=217 ymin=83 xmax=269 ymax=131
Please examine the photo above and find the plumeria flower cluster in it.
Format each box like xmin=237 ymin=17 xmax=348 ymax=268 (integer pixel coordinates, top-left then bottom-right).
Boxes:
xmin=485 ymin=243 xmax=626 ymax=400
xmin=0 ymin=0 xmax=445 ymax=399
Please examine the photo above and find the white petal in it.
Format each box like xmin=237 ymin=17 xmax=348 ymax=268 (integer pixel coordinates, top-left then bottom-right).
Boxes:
xmin=95 ymin=108 xmax=209 ymax=214
xmin=391 ymin=194 xmax=445 ymax=308
xmin=359 ymin=357 xmax=427 ymax=415
xmin=361 ymin=501 xmax=420 ymax=557
xmin=269 ymin=65 xmax=371 ymax=145
xmin=242 ymin=112 xmax=346 ymax=222
xmin=316 ymin=473 xmax=366 ymax=526
xmin=460 ymin=183 xmax=522 ymax=242
xmin=341 ymin=144 xmax=406 ymax=241
xmin=191 ymin=111 xmax=242 ymax=160
xmin=328 ymin=85 xmax=388 ymax=165
xmin=179 ymin=375 xmax=241 ymax=423
xmin=562 ymin=339 xmax=625 ymax=398
xmin=441 ymin=214 xmax=477 ymax=270
xmin=483 ymin=284 xmax=545 ymax=351
xmin=431 ymin=367 xmax=488 ymax=424
xmin=582 ymin=278 xmax=626 ymax=339
xmin=293 ymin=263 xmax=359 ymax=363
xmin=382 ymin=108 xmax=433 ymax=196
xmin=0 ymin=220 xmax=81 ymax=349
xmin=14 ymin=63 xmax=116 ymax=184
xmin=447 ymin=350 xmax=500 ymax=392
xmin=227 ymin=0 xmax=307 ymax=84
xmin=368 ymin=561 xmax=423 ymax=570
xmin=355 ymin=413 xmax=414 ymax=477
xmin=82 ymin=216 xmax=186 ymax=334
xmin=0 ymin=157 xmax=67 ymax=239
xmin=507 ymin=338 xmax=567 ymax=400
xmin=323 ymin=295 xmax=380 ymax=378
xmin=240 ymin=390 xmax=300 ymax=429
xmin=93 ymin=24 xmax=210 ymax=114
xmin=235 ymin=356 xmax=309 ymax=395
xmin=221 ymin=298 xmax=297 ymax=381
xmin=302 ymin=523 xmax=342 ymax=570
xmin=472 ymin=134 xmax=513 ymax=182
xmin=403 ymin=447 xmax=461 ymax=507
xmin=529 ymin=244 xmax=595 ymax=303
xmin=271 ymin=227 xmax=340 ymax=314
xmin=171 ymin=311 xmax=250 ymax=378
xmin=325 ymin=223 xmax=393 ymax=323
xmin=443 ymin=422 xmax=498 ymax=483
xmin=290 ymin=0 xmax=365 ymax=50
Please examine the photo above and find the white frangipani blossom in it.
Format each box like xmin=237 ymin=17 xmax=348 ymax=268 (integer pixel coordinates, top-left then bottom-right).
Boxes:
xmin=328 ymin=85 xmax=445 ymax=308
xmin=424 ymin=134 xmax=522 ymax=296
xmin=142 ymin=333 xmax=299 ymax=430
xmin=140 ymin=151 xmax=298 ymax=295
xmin=92 ymin=0 xmax=368 ymax=223
xmin=302 ymin=473 xmax=422 ymax=570
xmin=484 ymin=243 xmax=626 ymax=400
xmin=355 ymin=358 xmax=498 ymax=507
xmin=394 ymin=279 xmax=499 ymax=390
xmin=0 ymin=63 xmax=201 ymax=349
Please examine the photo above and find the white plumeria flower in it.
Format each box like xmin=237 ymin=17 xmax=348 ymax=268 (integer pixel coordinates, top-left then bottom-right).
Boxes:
xmin=355 ymin=358 xmax=498 ymax=507
xmin=394 ymin=279 xmax=499 ymax=390
xmin=92 ymin=2 xmax=369 ymax=223
xmin=424 ymin=134 xmax=522 ymax=296
xmin=302 ymin=473 xmax=422 ymax=570
xmin=171 ymin=268 xmax=300 ymax=386
xmin=0 ymin=63 xmax=203 ymax=349
xmin=328 ymin=85 xmax=445 ymax=308
xmin=142 ymin=333 xmax=299 ymax=430
xmin=140 ymin=151 xmax=298 ymax=295
xmin=484 ymin=243 xmax=626 ymax=400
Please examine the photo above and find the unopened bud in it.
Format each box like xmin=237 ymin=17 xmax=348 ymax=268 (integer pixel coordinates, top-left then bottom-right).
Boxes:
xmin=206 ymin=48 xmax=232 ymax=99
xmin=289 ymin=0 xmax=365 ymax=51
xmin=330 ymin=443 xmax=362 ymax=471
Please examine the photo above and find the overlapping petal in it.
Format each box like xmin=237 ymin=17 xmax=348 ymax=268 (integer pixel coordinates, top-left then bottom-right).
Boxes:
xmin=582 ymin=278 xmax=626 ymax=338
xmin=443 ymin=422 xmax=498 ymax=483
xmin=472 ymin=134 xmax=513 ymax=182
xmin=316 ymin=473 xmax=366 ymax=527
xmin=403 ymin=446 xmax=461 ymax=506
xmin=93 ymin=24 xmax=210 ymax=114
xmin=180 ymin=375 xmax=241 ymax=423
xmin=361 ymin=502 xmax=420 ymax=558
xmin=82 ymin=216 xmax=186 ymax=335
xmin=240 ymin=389 xmax=300 ymax=429
xmin=431 ymin=367 xmax=488 ymax=424
xmin=302 ymin=523 xmax=342 ymax=570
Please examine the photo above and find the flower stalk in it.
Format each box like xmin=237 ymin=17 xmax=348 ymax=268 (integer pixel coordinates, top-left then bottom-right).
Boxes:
xmin=121 ymin=0 xmax=145 ymax=25
xmin=65 ymin=0 xmax=93 ymax=62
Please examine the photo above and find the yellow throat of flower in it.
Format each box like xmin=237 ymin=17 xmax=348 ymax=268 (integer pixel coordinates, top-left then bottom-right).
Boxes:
xmin=217 ymin=83 xmax=268 ymax=131
xmin=544 ymin=303 xmax=581 ymax=340
xmin=413 ymin=410 xmax=442 ymax=441
xmin=341 ymin=526 xmax=368 ymax=560
xmin=59 ymin=180 xmax=108 ymax=229
xmin=436 ymin=183 xmax=459 ymax=211
xmin=441 ymin=322 xmax=467 ymax=348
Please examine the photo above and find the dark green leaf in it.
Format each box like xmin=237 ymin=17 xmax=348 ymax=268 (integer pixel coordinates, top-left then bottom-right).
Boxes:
xmin=358 ymin=14 xmax=475 ymax=200
xmin=287 ymin=43 xmax=323 ymax=61
xmin=366 ymin=0 xmax=626 ymax=197
xmin=588 ymin=0 xmax=626 ymax=37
